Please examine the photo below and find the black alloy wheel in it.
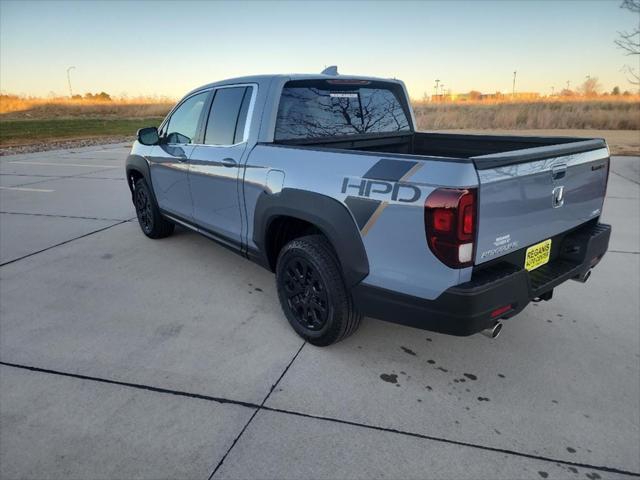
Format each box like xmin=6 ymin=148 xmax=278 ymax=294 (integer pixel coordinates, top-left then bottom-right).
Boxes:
xmin=135 ymin=185 xmax=154 ymax=234
xmin=132 ymin=178 xmax=174 ymax=239
xmin=275 ymin=235 xmax=362 ymax=346
xmin=281 ymin=256 xmax=329 ymax=331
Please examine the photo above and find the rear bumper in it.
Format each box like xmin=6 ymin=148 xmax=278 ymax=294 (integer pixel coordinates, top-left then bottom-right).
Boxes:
xmin=352 ymin=222 xmax=611 ymax=336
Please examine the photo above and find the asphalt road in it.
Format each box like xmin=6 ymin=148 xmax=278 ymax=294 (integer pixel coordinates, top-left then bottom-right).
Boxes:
xmin=0 ymin=144 xmax=638 ymax=480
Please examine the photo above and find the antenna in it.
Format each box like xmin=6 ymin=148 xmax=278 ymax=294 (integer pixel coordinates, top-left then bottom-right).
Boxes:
xmin=321 ymin=65 xmax=339 ymax=76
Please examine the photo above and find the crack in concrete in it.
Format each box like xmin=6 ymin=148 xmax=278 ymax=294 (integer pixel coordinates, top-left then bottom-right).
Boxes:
xmin=0 ymin=219 xmax=134 ymax=267
xmin=0 ymin=211 xmax=128 ymax=222
xmin=1 ymin=360 xmax=637 ymax=478
xmin=0 ymin=166 xmax=121 ymax=188
xmin=611 ymin=170 xmax=640 ymax=186
xmin=208 ymin=341 xmax=307 ymax=479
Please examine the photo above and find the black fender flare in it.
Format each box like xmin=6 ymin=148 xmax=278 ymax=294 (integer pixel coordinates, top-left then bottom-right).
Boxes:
xmin=125 ymin=154 xmax=158 ymax=203
xmin=253 ymin=188 xmax=369 ymax=287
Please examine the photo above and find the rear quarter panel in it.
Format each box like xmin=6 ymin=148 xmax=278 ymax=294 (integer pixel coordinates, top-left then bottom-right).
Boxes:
xmin=243 ymin=145 xmax=479 ymax=300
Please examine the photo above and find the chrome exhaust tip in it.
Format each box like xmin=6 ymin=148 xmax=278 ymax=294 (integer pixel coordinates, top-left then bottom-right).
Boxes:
xmin=574 ymin=269 xmax=592 ymax=283
xmin=481 ymin=322 xmax=503 ymax=339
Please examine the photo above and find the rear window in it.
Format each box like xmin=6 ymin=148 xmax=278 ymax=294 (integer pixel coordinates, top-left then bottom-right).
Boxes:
xmin=274 ymin=80 xmax=411 ymax=141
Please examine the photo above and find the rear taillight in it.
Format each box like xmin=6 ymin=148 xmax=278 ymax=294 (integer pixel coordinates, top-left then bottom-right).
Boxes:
xmin=424 ymin=188 xmax=477 ymax=268
xmin=604 ymin=158 xmax=610 ymax=199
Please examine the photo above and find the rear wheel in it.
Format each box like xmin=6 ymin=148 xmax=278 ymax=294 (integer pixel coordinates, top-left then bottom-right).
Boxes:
xmin=133 ymin=178 xmax=174 ymax=239
xmin=276 ymin=235 xmax=362 ymax=346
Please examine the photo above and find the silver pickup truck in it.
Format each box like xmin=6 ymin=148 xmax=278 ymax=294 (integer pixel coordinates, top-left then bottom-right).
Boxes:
xmin=126 ymin=69 xmax=611 ymax=346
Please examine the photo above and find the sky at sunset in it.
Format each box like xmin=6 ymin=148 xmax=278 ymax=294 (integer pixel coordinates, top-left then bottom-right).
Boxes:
xmin=0 ymin=0 xmax=637 ymax=99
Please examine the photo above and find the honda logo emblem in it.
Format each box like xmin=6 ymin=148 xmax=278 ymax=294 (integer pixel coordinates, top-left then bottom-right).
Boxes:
xmin=552 ymin=186 xmax=565 ymax=208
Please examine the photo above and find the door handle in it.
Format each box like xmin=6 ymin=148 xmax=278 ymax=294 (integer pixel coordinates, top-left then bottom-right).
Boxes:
xmin=221 ymin=157 xmax=237 ymax=168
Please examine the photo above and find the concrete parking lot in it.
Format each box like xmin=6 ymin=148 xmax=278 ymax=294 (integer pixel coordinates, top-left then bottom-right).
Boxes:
xmin=0 ymin=144 xmax=638 ymax=480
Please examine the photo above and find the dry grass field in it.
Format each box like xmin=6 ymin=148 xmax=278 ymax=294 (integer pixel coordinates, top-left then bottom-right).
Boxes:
xmin=0 ymin=95 xmax=173 ymax=152
xmin=0 ymin=94 xmax=638 ymax=154
xmin=0 ymin=94 xmax=173 ymax=120
xmin=413 ymin=97 xmax=639 ymax=155
xmin=413 ymin=97 xmax=640 ymax=130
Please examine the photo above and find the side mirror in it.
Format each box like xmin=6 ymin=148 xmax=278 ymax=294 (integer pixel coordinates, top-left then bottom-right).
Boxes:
xmin=137 ymin=127 xmax=159 ymax=146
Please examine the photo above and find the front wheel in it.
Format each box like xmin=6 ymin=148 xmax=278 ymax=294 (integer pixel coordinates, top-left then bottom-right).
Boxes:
xmin=276 ymin=235 xmax=362 ymax=346
xmin=133 ymin=178 xmax=174 ymax=239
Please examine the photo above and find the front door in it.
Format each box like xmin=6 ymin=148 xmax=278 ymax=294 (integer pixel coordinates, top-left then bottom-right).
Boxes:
xmin=148 ymin=90 xmax=209 ymax=220
xmin=189 ymin=85 xmax=254 ymax=248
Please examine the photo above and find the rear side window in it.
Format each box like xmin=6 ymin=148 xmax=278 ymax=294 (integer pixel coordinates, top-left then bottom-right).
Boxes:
xmin=275 ymin=80 xmax=411 ymax=141
xmin=165 ymin=91 xmax=208 ymax=144
xmin=204 ymin=86 xmax=251 ymax=145
xmin=234 ymin=89 xmax=252 ymax=144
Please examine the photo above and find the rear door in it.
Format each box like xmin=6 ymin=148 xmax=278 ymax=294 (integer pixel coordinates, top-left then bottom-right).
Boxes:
xmin=188 ymin=85 xmax=254 ymax=248
xmin=148 ymin=91 xmax=209 ymax=220
xmin=474 ymin=145 xmax=609 ymax=265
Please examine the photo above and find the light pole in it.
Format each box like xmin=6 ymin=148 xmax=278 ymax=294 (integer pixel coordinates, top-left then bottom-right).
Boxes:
xmin=67 ymin=66 xmax=76 ymax=98
xmin=512 ymin=70 xmax=517 ymax=99
xmin=434 ymin=79 xmax=440 ymax=101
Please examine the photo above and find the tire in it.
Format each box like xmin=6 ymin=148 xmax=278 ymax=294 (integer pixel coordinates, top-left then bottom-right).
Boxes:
xmin=133 ymin=178 xmax=175 ymax=239
xmin=276 ymin=235 xmax=362 ymax=346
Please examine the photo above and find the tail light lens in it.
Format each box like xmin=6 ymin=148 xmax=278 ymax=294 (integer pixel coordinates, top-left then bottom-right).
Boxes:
xmin=603 ymin=158 xmax=610 ymax=199
xmin=424 ymin=188 xmax=477 ymax=268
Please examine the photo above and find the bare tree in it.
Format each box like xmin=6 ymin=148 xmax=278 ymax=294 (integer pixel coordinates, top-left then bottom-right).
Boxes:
xmin=580 ymin=77 xmax=602 ymax=97
xmin=276 ymin=87 xmax=409 ymax=139
xmin=468 ymin=90 xmax=482 ymax=101
xmin=615 ymin=0 xmax=640 ymax=85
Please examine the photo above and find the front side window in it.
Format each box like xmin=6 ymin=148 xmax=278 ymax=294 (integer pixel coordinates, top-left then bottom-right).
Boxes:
xmin=165 ymin=91 xmax=208 ymax=144
xmin=275 ymin=80 xmax=411 ymax=141
xmin=204 ymin=86 xmax=252 ymax=146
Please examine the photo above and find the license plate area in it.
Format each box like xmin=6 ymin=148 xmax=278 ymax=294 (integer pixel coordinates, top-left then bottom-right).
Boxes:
xmin=525 ymin=239 xmax=552 ymax=271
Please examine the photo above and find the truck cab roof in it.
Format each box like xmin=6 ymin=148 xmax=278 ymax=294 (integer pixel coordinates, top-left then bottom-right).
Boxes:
xmin=184 ymin=73 xmax=406 ymax=98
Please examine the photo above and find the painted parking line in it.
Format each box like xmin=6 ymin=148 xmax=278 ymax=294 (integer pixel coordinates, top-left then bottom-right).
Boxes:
xmin=0 ymin=186 xmax=55 ymax=193
xmin=8 ymin=161 xmax=117 ymax=168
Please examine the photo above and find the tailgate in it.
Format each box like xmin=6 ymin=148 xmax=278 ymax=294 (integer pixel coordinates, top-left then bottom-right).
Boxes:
xmin=473 ymin=142 xmax=609 ymax=265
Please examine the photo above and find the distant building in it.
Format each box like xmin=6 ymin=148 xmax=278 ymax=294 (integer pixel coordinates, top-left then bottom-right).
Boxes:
xmin=480 ymin=92 xmax=505 ymax=100
xmin=431 ymin=91 xmax=539 ymax=102
xmin=510 ymin=92 xmax=540 ymax=100
xmin=446 ymin=91 xmax=505 ymax=101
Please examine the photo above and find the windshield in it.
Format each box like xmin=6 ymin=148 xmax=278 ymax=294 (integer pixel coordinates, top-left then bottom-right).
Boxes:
xmin=275 ymin=80 xmax=411 ymax=141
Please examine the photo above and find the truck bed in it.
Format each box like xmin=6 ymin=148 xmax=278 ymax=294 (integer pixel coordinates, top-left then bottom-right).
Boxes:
xmin=275 ymin=131 xmax=606 ymax=168
xmin=273 ymin=129 xmax=610 ymax=269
